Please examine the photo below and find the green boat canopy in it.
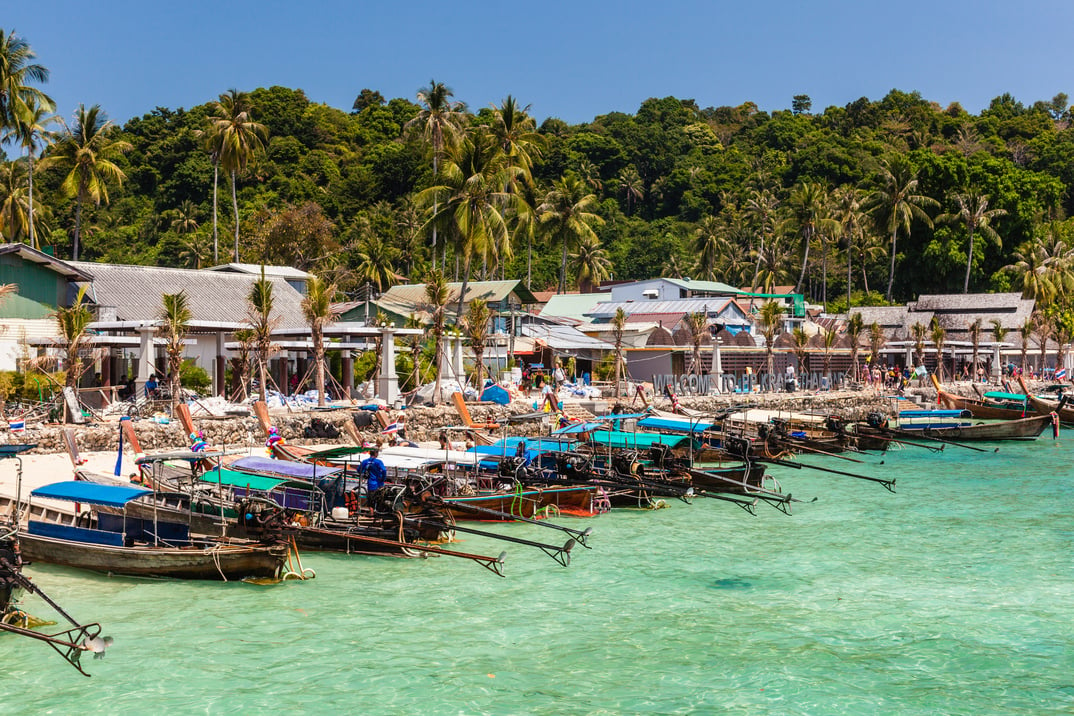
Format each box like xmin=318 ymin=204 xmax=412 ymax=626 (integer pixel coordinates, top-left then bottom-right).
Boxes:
xmin=198 ymin=468 xmax=289 ymax=493
xmin=584 ymin=431 xmax=696 ymax=450
xmin=983 ymin=391 xmax=1028 ymax=402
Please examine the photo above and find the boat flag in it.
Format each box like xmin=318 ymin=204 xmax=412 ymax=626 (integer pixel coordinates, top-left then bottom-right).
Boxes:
xmin=8 ymin=419 xmax=24 ymax=433
xmin=1057 ymin=368 xmax=1067 ymax=380
xmin=381 ymin=421 xmax=402 ymax=434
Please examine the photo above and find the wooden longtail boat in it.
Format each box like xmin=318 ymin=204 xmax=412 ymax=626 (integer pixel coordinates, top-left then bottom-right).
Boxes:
xmin=932 ymin=375 xmax=1030 ymax=419
xmin=1017 ymin=375 xmax=1074 ymax=424
xmin=857 ymin=412 xmax=1053 ymax=442
xmin=19 ymin=482 xmax=289 ymax=580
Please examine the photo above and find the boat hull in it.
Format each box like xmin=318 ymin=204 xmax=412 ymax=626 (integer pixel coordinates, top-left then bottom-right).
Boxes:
xmin=18 ymin=533 xmax=287 ymax=580
xmin=860 ymin=414 xmax=1051 ymax=442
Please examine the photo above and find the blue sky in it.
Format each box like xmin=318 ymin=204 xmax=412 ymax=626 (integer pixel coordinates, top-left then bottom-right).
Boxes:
xmin=7 ymin=1 xmax=1074 ymax=127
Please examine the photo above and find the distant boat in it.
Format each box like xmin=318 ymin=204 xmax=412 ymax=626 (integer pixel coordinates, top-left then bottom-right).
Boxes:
xmin=931 ymin=375 xmax=1030 ymax=420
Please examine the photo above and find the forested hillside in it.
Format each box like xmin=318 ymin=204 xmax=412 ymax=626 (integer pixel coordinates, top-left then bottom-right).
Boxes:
xmin=5 ymin=38 xmax=1074 ymax=314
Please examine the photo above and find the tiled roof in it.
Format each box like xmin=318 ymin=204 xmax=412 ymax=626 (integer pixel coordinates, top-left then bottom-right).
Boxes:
xmin=71 ymin=261 xmax=307 ymax=328
xmin=911 ymin=293 xmax=1026 ymax=312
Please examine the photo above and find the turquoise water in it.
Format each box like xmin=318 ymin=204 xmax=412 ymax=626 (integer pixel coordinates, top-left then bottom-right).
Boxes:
xmin=5 ymin=440 xmax=1074 ymax=715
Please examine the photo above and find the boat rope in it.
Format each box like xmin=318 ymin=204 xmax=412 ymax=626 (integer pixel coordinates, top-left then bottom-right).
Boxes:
xmin=211 ymin=548 xmax=227 ymax=582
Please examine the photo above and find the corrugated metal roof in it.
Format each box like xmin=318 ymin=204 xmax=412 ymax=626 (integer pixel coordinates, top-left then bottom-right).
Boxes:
xmin=539 ymin=293 xmax=606 ymax=320
xmin=70 ymin=261 xmax=308 ymax=328
xmin=662 ymin=278 xmax=744 ymax=294
xmin=521 ymin=324 xmax=613 ymax=351
xmin=587 ymin=297 xmax=749 ymax=318
xmin=204 ymin=263 xmax=312 ymax=280
xmin=0 ymin=243 xmax=93 ymax=280
xmin=379 ymin=280 xmax=538 ymax=309
xmin=912 ymin=293 xmax=1026 ymax=311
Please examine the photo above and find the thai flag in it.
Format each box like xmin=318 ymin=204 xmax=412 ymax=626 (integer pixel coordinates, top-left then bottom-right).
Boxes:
xmin=381 ymin=421 xmax=402 ymax=434
xmin=1057 ymin=368 xmax=1067 ymax=380
xmin=8 ymin=419 xmax=24 ymax=433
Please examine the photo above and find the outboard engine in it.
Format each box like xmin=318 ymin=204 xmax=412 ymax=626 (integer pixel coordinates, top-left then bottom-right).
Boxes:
xmin=866 ymin=412 xmax=889 ymax=429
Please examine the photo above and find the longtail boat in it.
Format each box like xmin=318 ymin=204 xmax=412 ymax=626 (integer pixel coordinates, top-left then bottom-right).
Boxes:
xmin=855 ymin=410 xmax=1053 ymax=442
xmin=1017 ymin=375 xmax=1074 ymax=424
xmin=18 ymin=481 xmax=291 ymax=581
xmin=931 ymin=375 xmax=1030 ymax=419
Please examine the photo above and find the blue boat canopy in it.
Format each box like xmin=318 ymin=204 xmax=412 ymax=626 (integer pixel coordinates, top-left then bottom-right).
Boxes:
xmin=31 ymin=481 xmax=152 ymax=507
xmin=638 ymin=416 xmax=715 ymax=434
xmin=898 ymin=409 xmax=971 ymax=418
xmin=597 ymin=413 xmax=651 ymax=422
xmin=552 ymin=422 xmax=608 ymax=436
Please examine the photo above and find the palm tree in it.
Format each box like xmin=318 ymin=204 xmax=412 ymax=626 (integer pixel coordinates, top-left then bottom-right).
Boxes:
xmin=406 ymin=80 xmax=466 ymax=267
xmin=822 ymin=328 xmax=838 ymax=384
xmin=868 ymin=321 xmax=885 ymax=368
xmin=419 ymin=128 xmax=521 ymax=319
xmin=196 ymin=116 xmax=225 ymax=263
xmin=968 ymin=318 xmax=983 ymax=378
xmin=782 ymin=181 xmax=837 ymax=295
xmin=538 ymin=174 xmax=604 ymax=293
xmin=168 ymin=199 xmax=200 ymax=235
xmin=41 ymin=104 xmax=131 ymax=260
xmin=847 ymin=312 xmax=865 ymax=381
xmin=0 ymin=30 xmax=52 ymax=132
xmin=247 ymin=267 xmax=278 ymax=399
xmin=864 ymin=155 xmax=938 ymax=301
xmin=930 ymin=322 xmax=947 ymax=381
xmin=159 ymin=291 xmax=192 ymax=414
xmin=52 ymin=285 xmax=92 ymax=392
xmin=231 ymin=328 xmax=255 ymax=400
xmin=910 ymin=321 xmax=928 ymax=367
xmin=403 ymin=314 xmax=424 ymax=392
xmin=990 ymin=319 xmax=1010 ymax=376
xmin=757 ymin=301 xmax=784 ymax=389
xmin=302 ymin=275 xmax=337 ymax=407
xmin=355 ymin=233 xmax=400 ymax=295
xmin=1019 ymin=317 xmax=1034 ymax=374
xmin=938 ymin=191 xmax=1007 ymax=293
xmin=792 ymin=326 xmax=810 ymax=380
xmin=422 ymin=269 xmax=449 ymax=405
xmin=0 ymin=161 xmax=29 ymax=240
xmin=570 ymin=235 xmax=612 ymax=292
xmin=694 ymin=215 xmax=726 ymax=281
xmin=617 ymin=166 xmax=644 ymax=214
xmin=1034 ymin=312 xmax=1053 ymax=377
xmin=832 ymin=186 xmax=865 ymax=309
xmin=1 ymin=96 xmax=57 ymax=249
xmin=462 ymin=298 xmax=492 ymax=389
xmin=685 ymin=312 xmax=709 ymax=383
xmin=744 ymin=188 xmax=779 ymax=293
xmin=491 ymin=96 xmax=545 ymax=176
xmin=1002 ymin=226 xmax=1074 ymax=303
xmin=611 ymin=307 xmax=627 ymax=399
xmin=209 ymin=89 xmax=268 ymax=261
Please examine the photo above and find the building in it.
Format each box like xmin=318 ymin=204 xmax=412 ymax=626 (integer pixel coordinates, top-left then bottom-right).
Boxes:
xmin=605 ymin=277 xmax=743 ymax=302
xmin=203 ymin=263 xmax=312 ymax=295
xmin=0 ymin=244 xmax=94 ymax=371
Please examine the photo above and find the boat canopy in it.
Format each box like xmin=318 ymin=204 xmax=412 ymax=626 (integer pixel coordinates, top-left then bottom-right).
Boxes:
xmin=198 ymin=468 xmax=291 ymax=492
xmin=597 ymin=413 xmax=650 ymax=421
xmin=638 ymin=416 xmax=715 ymax=434
xmin=31 ymin=481 xmax=152 ymax=508
xmin=584 ymin=431 xmax=695 ymax=450
xmin=231 ymin=456 xmax=342 ymax=479
xmin=552 ymin=422 xmax=607 ymax=436
xmin=983 ymin=391 xmax=1028 ymax=402
xmin=898 ymin=409 xmax=971 ymax=418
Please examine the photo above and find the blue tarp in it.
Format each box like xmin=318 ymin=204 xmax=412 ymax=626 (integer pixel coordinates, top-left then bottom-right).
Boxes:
xmin=480 ymin=385 xmax=511 ymax=405
xmin=638 ymin=416 xmax=715 ymax=433
xmin=31 ymin=481 xmax=152 ymax=507
xmin=231 ymin=456 xmax=342 ymax=479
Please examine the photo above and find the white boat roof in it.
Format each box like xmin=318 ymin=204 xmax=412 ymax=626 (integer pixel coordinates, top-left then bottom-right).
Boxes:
xmin=725 ymin=408 xmax=828 ymax=424
xmin=380 ymin=446 xmax=483 ymax=466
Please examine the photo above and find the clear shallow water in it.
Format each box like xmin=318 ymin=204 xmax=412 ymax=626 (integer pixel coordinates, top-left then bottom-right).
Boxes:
xmin=4 ymin=440 xmax=1074 ymax=715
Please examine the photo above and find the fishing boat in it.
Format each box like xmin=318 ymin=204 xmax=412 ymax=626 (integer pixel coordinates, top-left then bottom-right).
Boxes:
xmin=931 ymin=375 xmax=1030 ymax=419
xmin=18 ymin=481 xmax=290 ymax=581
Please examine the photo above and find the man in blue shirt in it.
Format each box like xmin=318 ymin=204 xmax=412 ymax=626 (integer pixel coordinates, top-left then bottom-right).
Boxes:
xmin=360 ymin=448 xmax=387 ymax=493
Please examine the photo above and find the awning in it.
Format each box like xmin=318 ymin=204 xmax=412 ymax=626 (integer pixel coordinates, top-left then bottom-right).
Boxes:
xmin=231 ymin=456 xmax=341 ymax=480
xmin=198 ymin=468 xmax=290 ymax=492
xmin=31 ymin=481 xmax=152 ymax=507
xmin=584 ymin=432 xmax=696 ymax=450
xmin=638 ymin=416 xmax=715 ymax=433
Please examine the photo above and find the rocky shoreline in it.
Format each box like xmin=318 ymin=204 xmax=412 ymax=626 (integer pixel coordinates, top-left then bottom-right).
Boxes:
xmin=0 ymin=380 xmax=1027 ymax=455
